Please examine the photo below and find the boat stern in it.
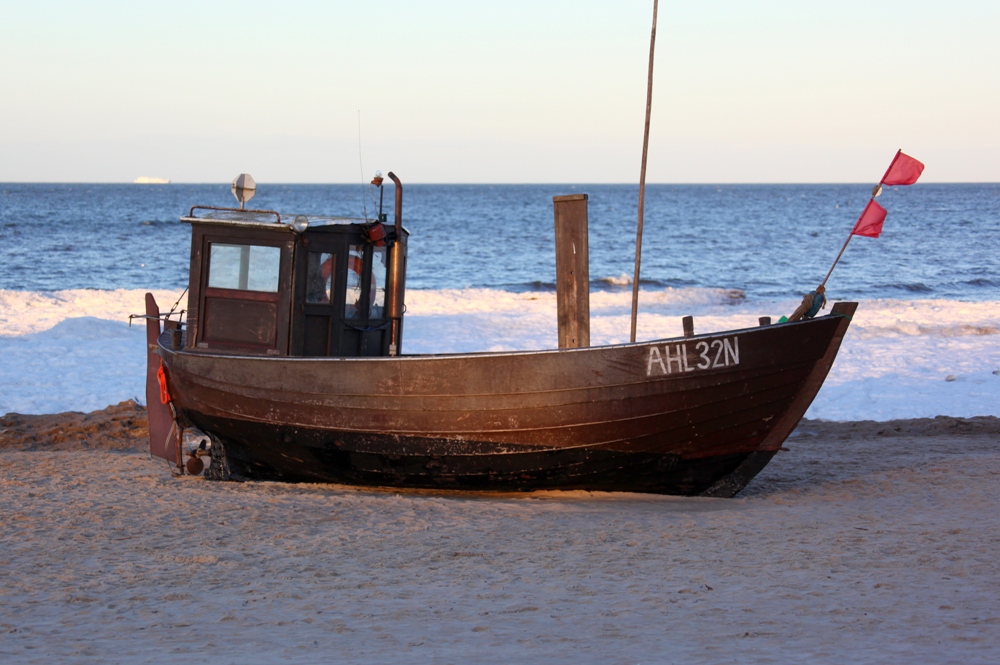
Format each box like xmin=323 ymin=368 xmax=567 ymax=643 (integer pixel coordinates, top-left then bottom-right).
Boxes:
xmin=143 ymin=293 xmax=183 ymax=471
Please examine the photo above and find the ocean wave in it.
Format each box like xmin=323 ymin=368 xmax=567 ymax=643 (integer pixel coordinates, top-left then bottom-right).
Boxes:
xmin=523 ymin=280 xmax=556 ymax=291
xmin=28 ymin=316 xmax=135 ymax=341
xmin=3 ymin=288 xmax=999 ymax=342
xmin=0 ymin=289 xmax=183 ymax=337
xmin=596 ymin=273 xmax=631 ymax=287
xmin=853 ymin=323 xmax=1000 ymax=339
xmin=513 ymin=275 xmax=691 ymax=292
xmin=406 ymin=286 xmax=753 ymax=318
xmin=590 ymin=275 xmax=699 ymax=291
xmin=889 ymin=282 xmax=934 ymax=294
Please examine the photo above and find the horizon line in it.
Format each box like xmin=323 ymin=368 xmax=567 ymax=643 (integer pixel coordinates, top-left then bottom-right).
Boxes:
xmin=1 ymin=180 xmax=996 ymax=186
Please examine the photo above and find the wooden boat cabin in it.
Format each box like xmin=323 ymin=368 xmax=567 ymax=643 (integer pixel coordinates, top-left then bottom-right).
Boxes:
xmin=177 ymin=177 xmax=408 ymax=359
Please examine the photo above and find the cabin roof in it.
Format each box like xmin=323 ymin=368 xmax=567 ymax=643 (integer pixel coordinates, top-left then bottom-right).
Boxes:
xmin=180 ymin=208 xmax=370 ymax=231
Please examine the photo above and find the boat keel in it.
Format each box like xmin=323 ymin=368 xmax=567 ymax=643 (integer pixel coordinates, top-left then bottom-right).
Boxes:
xmin=196 ymin=416 xmax=766 ymax=497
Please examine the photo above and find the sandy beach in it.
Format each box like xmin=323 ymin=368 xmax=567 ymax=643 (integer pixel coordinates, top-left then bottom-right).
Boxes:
xmin=2 ymin=402 xmax=998 ymax=664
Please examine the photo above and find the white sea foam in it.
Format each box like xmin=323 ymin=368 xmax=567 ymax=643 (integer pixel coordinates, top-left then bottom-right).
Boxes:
xmin=595 ymin=273 xmax=632 ymax=286
xmin=1 ymin=288 xmax=998 ymax=420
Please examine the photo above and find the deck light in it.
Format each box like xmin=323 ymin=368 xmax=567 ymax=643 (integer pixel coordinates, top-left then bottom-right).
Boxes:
xmin=291 ymin=215 xmax=310 ymax=233
xmin=231 ymin=173 xmax=256 ymax=209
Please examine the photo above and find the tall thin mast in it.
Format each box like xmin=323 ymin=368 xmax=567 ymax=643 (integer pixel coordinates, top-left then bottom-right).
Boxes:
xmin=630 ymin=0 xmax=658 ymax=343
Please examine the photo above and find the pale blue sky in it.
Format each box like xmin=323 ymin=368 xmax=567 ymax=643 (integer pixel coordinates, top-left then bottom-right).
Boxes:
xmin=1 ymin=1 xmax=997 ymax=182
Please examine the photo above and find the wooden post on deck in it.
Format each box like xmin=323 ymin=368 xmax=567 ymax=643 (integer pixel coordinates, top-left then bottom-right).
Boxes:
xmin=682 ymin=316 xmax=694 ymax=338
xmin=553 ymin=194 xmax=590 ymax=349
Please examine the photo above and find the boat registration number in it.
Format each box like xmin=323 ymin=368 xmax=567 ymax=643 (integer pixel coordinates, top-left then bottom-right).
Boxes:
xmin=646 ymin=337 xmax=740 ymax=376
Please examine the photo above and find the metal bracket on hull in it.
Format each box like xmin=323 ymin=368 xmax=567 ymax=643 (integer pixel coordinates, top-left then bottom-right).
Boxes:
xmin=204 ymin=432 xmax=239 ymax=481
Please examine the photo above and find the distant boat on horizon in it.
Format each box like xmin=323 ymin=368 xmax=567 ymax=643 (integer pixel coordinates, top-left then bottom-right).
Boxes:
xmin=134 ymin=176 xmax=170 ymax=184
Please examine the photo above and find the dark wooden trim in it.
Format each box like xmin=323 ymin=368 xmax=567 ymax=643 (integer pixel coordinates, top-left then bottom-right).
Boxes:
xmin=203 ymin=287 xmax=280 ymax=303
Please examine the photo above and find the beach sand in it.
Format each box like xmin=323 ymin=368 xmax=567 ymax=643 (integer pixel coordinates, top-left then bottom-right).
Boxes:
xmin=2 ymin=403 xmax=998 ymax=663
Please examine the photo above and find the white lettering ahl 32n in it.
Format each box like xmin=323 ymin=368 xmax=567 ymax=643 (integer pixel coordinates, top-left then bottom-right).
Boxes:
xmin=646 ymin=337 xmax=740 ymax=376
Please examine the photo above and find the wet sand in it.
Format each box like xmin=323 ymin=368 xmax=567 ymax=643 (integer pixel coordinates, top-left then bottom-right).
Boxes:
xmin=2 ymin=404 xmax=999 ymax=663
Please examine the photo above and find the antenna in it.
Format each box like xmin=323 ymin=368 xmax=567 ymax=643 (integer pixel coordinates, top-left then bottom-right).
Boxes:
xmin=357 ymin=110 xmax=370 ymax=221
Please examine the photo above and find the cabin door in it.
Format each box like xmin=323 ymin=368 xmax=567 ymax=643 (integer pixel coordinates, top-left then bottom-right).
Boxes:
xmin=298 ymin=240 xmax=342 ymax=357
xmin=195 ymin=235 xmax=292 ymax=354
xmin=296 ymin=239 xmax=389 ymax=357
xmin=340 ymin=242 xmax=390 ymax=356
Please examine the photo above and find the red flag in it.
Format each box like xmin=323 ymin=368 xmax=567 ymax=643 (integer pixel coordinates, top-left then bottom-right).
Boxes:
xmin=852 ymin=199 xmax=887 ymax=238
xmin=880 ymin=150 xmax=925 ymax=186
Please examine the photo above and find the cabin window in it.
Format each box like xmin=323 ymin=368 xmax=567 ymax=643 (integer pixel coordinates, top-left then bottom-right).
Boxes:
xmin=370 ymin=246 xmax=387 ymax=319
xmin=207 ymin=243 xmax=280 ymax=292
xmin=344 ymin=245 xmax=388 ymax=320
xmin=306 ymin=252 xmax=334 ymax=304
xmin=345 ymin=245 xmax=365 ymax=319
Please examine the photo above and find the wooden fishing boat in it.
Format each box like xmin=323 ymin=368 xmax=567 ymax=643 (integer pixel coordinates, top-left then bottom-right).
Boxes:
xmin=143 ymin=173 xmax=856 ymax=497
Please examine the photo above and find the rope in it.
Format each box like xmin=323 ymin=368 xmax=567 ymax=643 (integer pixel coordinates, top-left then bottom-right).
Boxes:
xmin=167 ymin=287 xmax=188 ymax=318
xmin=787 ymin=285 xmax=827 ymax=322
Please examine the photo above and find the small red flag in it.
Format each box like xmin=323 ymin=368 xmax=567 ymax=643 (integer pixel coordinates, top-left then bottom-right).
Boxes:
xmin=880 ymin=150 xmax=925 ymax=186
xmin=853 ymin=199 xmax=887 ymax=238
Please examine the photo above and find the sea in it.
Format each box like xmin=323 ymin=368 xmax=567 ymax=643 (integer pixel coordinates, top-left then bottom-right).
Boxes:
xmin=2 ymin=182 xmax=999 ymax=300
xmin=1 ymin=182 xmax=999 ymax=419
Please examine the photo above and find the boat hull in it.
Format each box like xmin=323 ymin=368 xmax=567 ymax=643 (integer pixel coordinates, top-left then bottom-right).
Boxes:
xmin=159 ymin=303 xmax=856 ymax=496
xmin=194 ymin=413 xmax=771 ymax=494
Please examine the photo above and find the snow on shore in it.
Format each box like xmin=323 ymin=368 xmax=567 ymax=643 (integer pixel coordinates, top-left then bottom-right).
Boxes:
xmin=1 ymin=288 xmax=999 ymax=420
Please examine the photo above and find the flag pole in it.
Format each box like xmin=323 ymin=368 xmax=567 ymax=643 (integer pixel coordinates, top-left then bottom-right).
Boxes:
xmin=819 ymin=217 xmax=862 ymax=289
xmin=820 ymin=192 xmax=879 ymax=289
xmin=630 ymin=0 xmax=658 ymax=344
